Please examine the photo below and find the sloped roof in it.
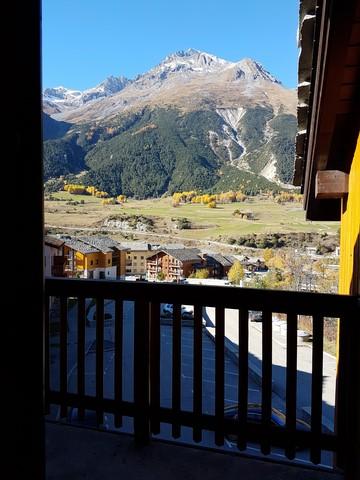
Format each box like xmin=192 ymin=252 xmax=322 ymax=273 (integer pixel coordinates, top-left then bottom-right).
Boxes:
xmin=60 ymin=236 xmax=99 ymax=254
xmin=165 ymin=248 xmax=201 ymax=262
xmin=204 ymin=253 xmax=235 ymax=267
xmin=79 ymin=235 xmax=126 ymax=253
xmin=44 ymin=235 xmax=64 ymax=248
xmin=121 ymin=242 xmax=152 ymax=251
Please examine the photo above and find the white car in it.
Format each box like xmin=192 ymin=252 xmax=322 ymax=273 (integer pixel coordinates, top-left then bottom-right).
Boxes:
xmin=161 ymin=304 xmax=194 ymax=319
xmin=161 ymin=303 xmax=173 ymax=317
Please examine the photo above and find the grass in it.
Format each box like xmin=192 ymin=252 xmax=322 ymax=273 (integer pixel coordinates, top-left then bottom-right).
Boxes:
xmin=44 ymin=191 xmax=339 ymax=242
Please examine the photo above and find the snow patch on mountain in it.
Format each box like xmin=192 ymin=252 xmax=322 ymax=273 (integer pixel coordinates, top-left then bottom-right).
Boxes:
xmin=43 ymin=76 xmax=131 ymax=112
xmin=161 ymin=48 xmax=232 ymax=73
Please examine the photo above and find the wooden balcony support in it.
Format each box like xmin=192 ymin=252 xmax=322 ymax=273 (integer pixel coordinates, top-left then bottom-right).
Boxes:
xmin=315 ymin=170 xmax=349 ymax=199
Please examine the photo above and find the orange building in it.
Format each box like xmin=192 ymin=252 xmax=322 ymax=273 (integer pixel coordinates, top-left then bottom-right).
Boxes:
xmin=61 ymin=235 xmax=126 ymax=279
xmin=146 ymin=249 xmax=202 ymax=281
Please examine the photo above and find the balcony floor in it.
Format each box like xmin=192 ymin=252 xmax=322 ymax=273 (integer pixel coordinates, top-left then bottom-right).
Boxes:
xmin=46 ymin=422 xmax=342 ymax=480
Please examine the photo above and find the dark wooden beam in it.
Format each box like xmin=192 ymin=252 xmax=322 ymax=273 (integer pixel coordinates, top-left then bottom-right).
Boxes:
xmin=8 ymin=0 xmax=45 ymax=477
xmin=315 ymin=170 xmax=349 ymax=198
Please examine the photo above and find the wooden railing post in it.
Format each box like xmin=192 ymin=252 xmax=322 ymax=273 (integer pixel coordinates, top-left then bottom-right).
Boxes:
xmin=134 ymin=299 xmax=150 ymax=445
xmin=335 ymin=309 xmax=360 ymax=480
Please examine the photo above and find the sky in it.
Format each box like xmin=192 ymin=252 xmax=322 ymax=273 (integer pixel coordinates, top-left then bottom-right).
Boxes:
xmin=42 ymin=0 xmax=299 ymax=91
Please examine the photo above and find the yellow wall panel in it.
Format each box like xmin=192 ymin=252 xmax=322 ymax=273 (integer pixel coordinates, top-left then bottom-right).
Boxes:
xmin=339 ymin=134 xmax=360 ymax=295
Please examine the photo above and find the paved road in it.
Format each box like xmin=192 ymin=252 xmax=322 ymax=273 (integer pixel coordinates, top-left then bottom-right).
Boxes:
xmin=204 ymin=307 xmax=336 ymax=432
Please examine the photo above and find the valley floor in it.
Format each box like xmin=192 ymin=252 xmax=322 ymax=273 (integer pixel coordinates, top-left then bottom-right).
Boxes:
xmin=44 ymin=192 xmax=339 ymax=252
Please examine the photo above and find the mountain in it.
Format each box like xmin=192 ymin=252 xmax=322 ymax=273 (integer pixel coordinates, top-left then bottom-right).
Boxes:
xmin=43 ymin=75 xmax=131 ymax=114
xmin=43 ymin=49 xmax=297 ymax=194
xmin=42 ymin=112 xmax=71 ymax=140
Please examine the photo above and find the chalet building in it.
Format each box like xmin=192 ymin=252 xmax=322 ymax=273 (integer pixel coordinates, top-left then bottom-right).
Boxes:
xmin=200 ymin=253 xmax=235 ymax=278
xmin=232 ymin=254 xmax=268 ymax=274
xmin=121 ymin=242 xmax=154 ymax=278
xmin=78 ymin=236 xmax=127 ymax=277
xmin=44 ymin=235 xmax=65 ymax=277
xmin=60 ymin=236 xmax=126 ymax=279
xmin=146 ymin=249 xmax=202 ymax=281
xmin=243 ymin=257 xmax=268 ymax=273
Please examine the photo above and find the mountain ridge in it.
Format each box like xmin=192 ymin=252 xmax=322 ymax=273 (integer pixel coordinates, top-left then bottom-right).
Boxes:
xmin=43 ymin=49 xmax=297 ymax=194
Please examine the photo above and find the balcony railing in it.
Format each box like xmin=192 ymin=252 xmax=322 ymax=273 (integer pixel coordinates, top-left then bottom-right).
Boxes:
xmin=45 ymin=278 xmax=359 ymax=475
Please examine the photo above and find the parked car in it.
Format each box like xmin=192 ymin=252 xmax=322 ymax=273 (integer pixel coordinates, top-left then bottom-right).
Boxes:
xmin=249 ymin=310 xmax=262 ymax=322
xmin=224 ymin=403 xmax=310 ymax=449
xmin=181 ymin=305 xmax=194 ymax=319
xmin=161 ymin=303 xmax=174 ymax=317
xmin=161 ymin=304 xmax=194 ymax=319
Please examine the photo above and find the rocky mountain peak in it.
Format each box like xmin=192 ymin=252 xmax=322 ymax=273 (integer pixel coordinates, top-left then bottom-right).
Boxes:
xmin=159 ymin=48 xmax=232 ymax=73
xmin=232 ymin=58 xmax=281 ymax=84
xmin=96 ymin=75 xmax=131 ymax=94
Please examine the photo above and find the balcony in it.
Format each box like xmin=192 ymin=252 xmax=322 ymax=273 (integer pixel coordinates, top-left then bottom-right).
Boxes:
xmin=45 ymin=278 xmax=359 ymax=478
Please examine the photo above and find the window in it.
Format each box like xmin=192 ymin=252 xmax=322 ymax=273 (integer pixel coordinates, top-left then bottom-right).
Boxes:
xmin=108 ymin=259 xmax=111 ymax=264
xmin=134 ymin=256 xmax=137 ymax=260
xmin=141 ymin=256 xmax=144 ymax=260
xmin=90 ymin=260 xmax=93 ymax=266
xmin=96 ymin=259 xmax=98 ymax=265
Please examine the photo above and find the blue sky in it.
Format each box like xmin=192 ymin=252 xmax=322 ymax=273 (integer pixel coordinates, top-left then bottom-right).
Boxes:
xmin=42 ymin=0 xmax=299 ymax=90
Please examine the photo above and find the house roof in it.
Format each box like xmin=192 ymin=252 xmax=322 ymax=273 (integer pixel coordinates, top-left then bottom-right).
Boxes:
xmin=79 ymin=235 xmax=126 ymax=253
xmin=204 ymin=253 xmax=235 ymax=267
xmin=294 ymin=0 xmax=360 ymax=220
xmin=121 ymin=242 xmax=152 ymax=251
xmin=164 ymin=248 xmax=201 ymax=262
xmin=60 ymin=236 xmax=99 ymax=254
xmin=44 ymin=235 xmax=64 ymax=248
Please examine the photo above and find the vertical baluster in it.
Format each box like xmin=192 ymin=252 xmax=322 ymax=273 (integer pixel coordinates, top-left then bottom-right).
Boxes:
xmin=261 ymin=310 xmax=272 ymax=455
xmin=150 ymin=301 xmax=160 ymax=434
xmin=114 ymin=298 xmax=123 ymax=428
xmin=134 ymin=299 xmax=150 ymax=445
xmin=335 ymin=315 xmax=347 ymax=470
xmin=237 ymin=308 xmax=248 ymax=450
xmin=77 ymin=296 xmax=85 ymax=420
xmin=96 ymin=297 xmax=104 ymax=426
xmin=215 ymin=307 xmax=225 ymax=446
xmin=335 ymin=313 xmax=359 ymax=478
xmin=193 ymin=304 xmax=203 ymax=442
xmin=310 ymin=314 xmax=324 ymax=464
xmin=44 ymin=295 xmax=50 ymax=415
xmin=172 ymin=303 xmax=182 ymax=438
xmin=285 ymin=312 xmax=297 ymax=459
xmin=59 ymin=296 xmax=68 ymax=418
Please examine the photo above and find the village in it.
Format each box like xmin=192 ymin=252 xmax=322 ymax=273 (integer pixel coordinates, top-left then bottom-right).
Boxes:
xmin=45 ymin=233 xmax=340 ymax=297
xmin=44 ymin=234 xmax=268 ymax=284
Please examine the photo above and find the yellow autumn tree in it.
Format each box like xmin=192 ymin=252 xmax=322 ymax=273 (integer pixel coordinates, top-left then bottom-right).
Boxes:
xmin=228 ymin=261 xmax=244 ymax=285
